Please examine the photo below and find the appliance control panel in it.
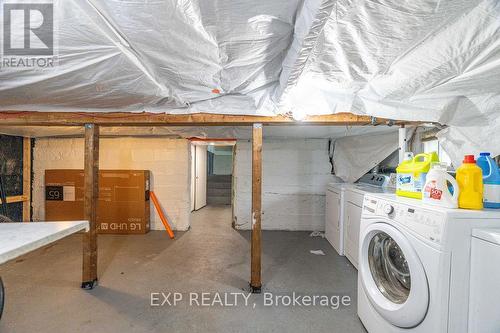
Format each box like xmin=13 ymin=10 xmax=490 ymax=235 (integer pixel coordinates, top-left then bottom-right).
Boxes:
xmin=363 ymin=196 xmax=445 ymax=245
xmin=357 ymin=173 xmax=390 ymax=187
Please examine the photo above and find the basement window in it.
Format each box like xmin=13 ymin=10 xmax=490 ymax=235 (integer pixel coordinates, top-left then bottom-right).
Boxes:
xmin=423 ymin=139 xmax=453 ymax=168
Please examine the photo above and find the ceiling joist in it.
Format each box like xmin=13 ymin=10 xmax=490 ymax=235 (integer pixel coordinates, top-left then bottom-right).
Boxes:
xmin=0 ymin=111 xmax=419 ymax=127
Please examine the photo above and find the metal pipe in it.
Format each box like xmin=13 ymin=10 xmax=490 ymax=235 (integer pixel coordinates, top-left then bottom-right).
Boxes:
xmin=399 ymin=125 xmax=407 ymax=163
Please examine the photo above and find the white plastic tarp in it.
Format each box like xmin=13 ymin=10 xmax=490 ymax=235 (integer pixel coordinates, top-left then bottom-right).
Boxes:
xmin=279 ymin=0 xmax=500 ymax=124
xmin=0 ymin=0 xmax=499 ymax=157
xmin=437 ymin=125 xmax=500 ymax=167
xmin=277 ymin=0 xmax=500 ymax=157
xmin=0 ymin=0 xmax=301 ymax=113
xmin=332 ymin=131 xmax=399 ymax=182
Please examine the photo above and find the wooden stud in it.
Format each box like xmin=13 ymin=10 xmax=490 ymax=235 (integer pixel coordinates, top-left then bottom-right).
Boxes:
xmin=0 ymin=111 xmax=418 ymax=127
xmin=22 ymin=137 xmax=31 ymax=222
xmin=0 ymin=195 xmax=28 ymax=204
xmin=82 ymin=124 xmax=99 ymax=289
xmin=250 ymin=123 xmax=263 ymax=293
xmin=231 ymin=144 xmax=237 ymax=230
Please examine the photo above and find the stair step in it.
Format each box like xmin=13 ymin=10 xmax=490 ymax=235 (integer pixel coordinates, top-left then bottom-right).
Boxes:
xmin=207 ymin=182 xmax=232 ymax=189
xmin=208 ymin=175 xmax=232 ymax=182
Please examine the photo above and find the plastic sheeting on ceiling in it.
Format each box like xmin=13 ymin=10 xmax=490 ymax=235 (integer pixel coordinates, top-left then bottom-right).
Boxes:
xmin=0 ymin=0 xmax=499 ymax=156
xmin=279 ymin=0 xmax=500 ymax=124
xmin=278 ymin=0 xmax=500 ymax=156
xmin=0 ymin=0 xmax=301 ymax=114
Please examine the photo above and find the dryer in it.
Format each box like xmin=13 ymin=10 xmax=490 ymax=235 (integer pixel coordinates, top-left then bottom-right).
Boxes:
xmin=325 ymin=174 xmax=394 ymax=262
xmin=325 ymin=182 xmax=346 ymax=255
xmin=468 ymin=229 xmax=500 ymax=333
xmin=358 ymin=193 xmax=500 ymax=333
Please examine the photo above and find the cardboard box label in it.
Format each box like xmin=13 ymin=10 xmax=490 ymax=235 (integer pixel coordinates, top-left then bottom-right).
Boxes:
xmin=63 ymin=186 xmax=76 ymax=201
xmin=99 ymin=222 xmax=143 ymax=232
xmin=46 ymin=185 xmax=76 ymax=201
xmin=46 ymin=186 xmax=63 ymax=201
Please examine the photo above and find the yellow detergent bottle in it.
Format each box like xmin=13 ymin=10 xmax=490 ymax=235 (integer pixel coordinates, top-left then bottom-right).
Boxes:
xmin=396 ymin=152 xmax=439 ymax=199
xmin=456 ymin=155 xmax=483 ymax=210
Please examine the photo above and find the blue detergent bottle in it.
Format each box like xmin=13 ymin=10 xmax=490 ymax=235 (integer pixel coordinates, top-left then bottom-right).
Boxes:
xmin=476 ymin=152 xmax=500 ymax=209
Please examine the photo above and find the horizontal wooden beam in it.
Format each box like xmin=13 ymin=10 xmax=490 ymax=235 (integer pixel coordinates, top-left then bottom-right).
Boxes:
xmin=0 ymin=195 xmax=29 ymax=204
xmin=188 ymin=137 xmax=237 ymax=142
xmin=0 ymin=111 xmax=415 ymax=127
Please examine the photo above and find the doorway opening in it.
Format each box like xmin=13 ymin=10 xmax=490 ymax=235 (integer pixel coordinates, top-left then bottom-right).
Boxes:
xmin=207 ymin=145 xmax=233 ymax=206
xmin=190 ymin=140 xmax=235 ymax=212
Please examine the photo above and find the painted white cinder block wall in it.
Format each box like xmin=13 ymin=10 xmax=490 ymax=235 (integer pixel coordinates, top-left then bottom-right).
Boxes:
xmin=32 ymin=137 xmax=191 ymax=231
xmin=233 ymin=139 xmax=335 ymax=231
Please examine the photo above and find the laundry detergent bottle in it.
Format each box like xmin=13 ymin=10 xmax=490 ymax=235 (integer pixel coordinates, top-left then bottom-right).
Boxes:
xmin=422 ymin=162 xmax=459 ymax=208
xmin=476 ymin=152 xmax=500 ymax=209
xmin=456 ymin=155 xmax=483 ymax=210
xmin=396 ymin=152 xmax=439 ymax=199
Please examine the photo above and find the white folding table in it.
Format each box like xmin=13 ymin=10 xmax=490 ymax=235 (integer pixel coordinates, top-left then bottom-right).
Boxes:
xmin=0 ymin=221 xmax=89 ymax=319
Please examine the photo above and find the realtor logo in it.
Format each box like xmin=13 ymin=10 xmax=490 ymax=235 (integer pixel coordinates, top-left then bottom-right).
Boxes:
xmin=1 ymin=1 xmax=57 ymax=69
xmin=3 ymin=3 xmax=53 ymax=56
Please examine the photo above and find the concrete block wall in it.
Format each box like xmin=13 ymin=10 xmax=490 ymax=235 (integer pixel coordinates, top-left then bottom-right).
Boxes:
xmin=233 ymin=139 xmax=335 ymax=231
xmin=32 ymin=137 xmax=191 ymax=231
xmin=213 ymin=155 xmax=233 ymax=175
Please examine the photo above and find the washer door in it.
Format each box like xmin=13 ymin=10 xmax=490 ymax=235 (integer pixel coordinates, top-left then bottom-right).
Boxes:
xmin=360 ymin=222 xmax=429 ymax=328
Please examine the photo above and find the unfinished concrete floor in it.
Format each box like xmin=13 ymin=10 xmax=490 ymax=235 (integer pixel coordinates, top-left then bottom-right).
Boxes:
xmin=0 ymin=206 xmax=366 ymax=333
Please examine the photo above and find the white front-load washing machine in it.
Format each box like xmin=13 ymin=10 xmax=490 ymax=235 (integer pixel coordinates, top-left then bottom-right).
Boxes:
xmin=342 ymin=183 xmax=394 ymax=269
xmin=357 ymin=193 xmax=500 ymax=333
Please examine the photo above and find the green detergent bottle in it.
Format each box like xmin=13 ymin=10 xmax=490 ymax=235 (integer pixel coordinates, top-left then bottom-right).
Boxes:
xmin=396 ymin=152 xmax=439 ymax=199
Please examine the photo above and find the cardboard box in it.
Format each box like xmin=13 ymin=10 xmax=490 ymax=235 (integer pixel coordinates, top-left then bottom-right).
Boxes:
xmin=45 ymin=170 xmax=150 ymax=234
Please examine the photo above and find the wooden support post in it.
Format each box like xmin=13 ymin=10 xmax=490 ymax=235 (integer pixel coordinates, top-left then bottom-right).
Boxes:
xmin=250 ymin=123 xmax=263 ymax=293
xmin=22 ymin=137 xmax=31 ymax=222
xmin=82 ymin=124 xmax=99 ymax=289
